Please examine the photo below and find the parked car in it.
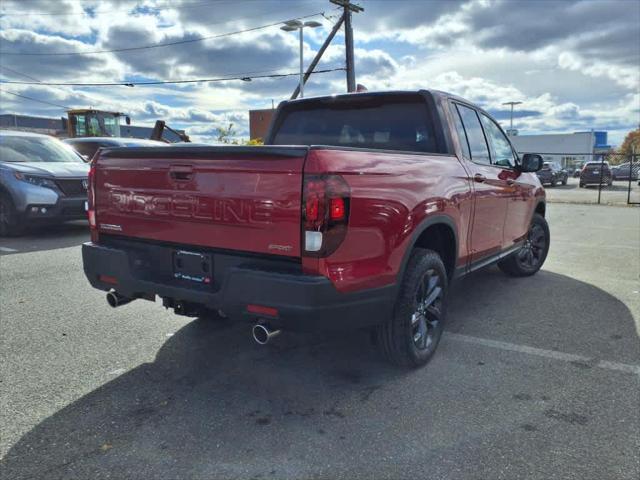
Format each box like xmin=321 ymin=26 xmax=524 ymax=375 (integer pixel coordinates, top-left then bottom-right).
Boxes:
xmin=0 ymin=130 xmax=89 ymax=236
xmin=536 ymin=161 xmax=568 ymax=186
xmin=579 ymin=161 xmax=613 ymax=187
xmin=611 ymin=162 xmax=640 ymax=181
xmin=64 ymin=137 xmax=166 ymax=161
xmin=82 ymin=90 xmax=547 ymax=368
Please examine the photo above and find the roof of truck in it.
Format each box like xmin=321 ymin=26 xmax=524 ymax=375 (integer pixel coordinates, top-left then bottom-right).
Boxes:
xmin=284 ymin=89 xmax=452 ymax=104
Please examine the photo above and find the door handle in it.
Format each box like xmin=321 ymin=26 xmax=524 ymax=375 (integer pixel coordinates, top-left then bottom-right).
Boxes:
xmin=506 ymin=178 xmax=515 ymax=186
xmin=169 ymin=165 xmax=193 ymax=181
xmin=474 ymin=174 xmax=486 ymax=183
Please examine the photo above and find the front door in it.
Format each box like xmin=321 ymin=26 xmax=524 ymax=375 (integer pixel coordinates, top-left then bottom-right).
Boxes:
xmin=452 ymin=103 xmax=511 ymax=262
xmin=479 ymin=113 xmax=533 ymax=247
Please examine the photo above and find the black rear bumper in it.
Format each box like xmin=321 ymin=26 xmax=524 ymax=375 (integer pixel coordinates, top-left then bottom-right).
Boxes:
xmin=82 ymin=241 xmax=395 ymax=331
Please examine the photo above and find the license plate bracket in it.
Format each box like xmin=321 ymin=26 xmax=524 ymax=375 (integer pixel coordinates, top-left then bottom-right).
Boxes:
xmin=173 ymin=250 xmax=213 ymax=284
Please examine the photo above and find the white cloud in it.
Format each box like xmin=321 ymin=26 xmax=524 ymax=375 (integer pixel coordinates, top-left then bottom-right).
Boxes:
xmin=0 ymin=0 xmax=638 ymax=146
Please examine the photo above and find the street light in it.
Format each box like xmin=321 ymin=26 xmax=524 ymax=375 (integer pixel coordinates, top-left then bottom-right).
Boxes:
xmin=281 ymin=20 xmax=322 ymax=98
xmin=502 ymin=101 xmax=523 ymax=133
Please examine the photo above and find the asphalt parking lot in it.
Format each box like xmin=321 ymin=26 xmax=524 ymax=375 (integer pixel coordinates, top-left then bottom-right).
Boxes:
xmin=1 ymin=203 xmax=639 ymax=480
xmin=544 ymin=177 xmax=640 ymax=205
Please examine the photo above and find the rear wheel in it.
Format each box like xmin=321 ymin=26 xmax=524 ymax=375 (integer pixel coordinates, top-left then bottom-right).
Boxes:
xmin=0 ymin=192 xmax=25 ymax=237
xmin=498 ymin=213 xmax=549 ymax=277
xmin=376 ymin=248 xmax=447 ymax=368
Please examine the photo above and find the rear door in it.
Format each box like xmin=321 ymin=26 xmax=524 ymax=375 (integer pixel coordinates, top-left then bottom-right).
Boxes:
xmin=94 ymin=146 xmax=307 ymax=257
xmin=452 ymin=103 xmax=510 ymax=261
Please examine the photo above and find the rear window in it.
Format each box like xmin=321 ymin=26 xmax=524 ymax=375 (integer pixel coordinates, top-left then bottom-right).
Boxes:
xmin=272 ymin=97 xmax=440 ymax=153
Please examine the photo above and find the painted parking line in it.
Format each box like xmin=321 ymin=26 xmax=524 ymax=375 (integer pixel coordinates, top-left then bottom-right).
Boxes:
xmin=446 ymin=332 xmax=640 ymax=375
xmin=0 ymin=247 xmax=18 ymax=253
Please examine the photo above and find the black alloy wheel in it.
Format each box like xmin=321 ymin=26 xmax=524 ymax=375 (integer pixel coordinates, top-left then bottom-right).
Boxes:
xmin=515 ymin=222 xmax=546 ymax=271
xmin=376 ymin=248 xmax=448 ymax=368
xmin=498 ymin=213 xmax=550 ymax=277
xmin=410 ymin=269 xmax=443 ymax=354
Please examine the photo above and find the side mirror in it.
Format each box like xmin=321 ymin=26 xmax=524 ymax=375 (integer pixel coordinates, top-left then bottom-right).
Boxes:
xmin=519 ymin=153 xmax=543 ymax=172
xmin=125 ymin=116 xmax=131 ymax=125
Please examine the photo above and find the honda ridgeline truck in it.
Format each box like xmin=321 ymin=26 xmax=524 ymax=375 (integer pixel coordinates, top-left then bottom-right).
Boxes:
xmin=82 ymin=90 xmax=548 ymax=368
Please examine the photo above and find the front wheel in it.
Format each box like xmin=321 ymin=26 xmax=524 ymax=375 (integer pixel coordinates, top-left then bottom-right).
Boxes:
xmin=376 ymin=248 xmax=447 ymax=368
xmin=498 ymin=213 xmax=549 ymax=277
xmin=562 ymin=176 xmax=568 ymax=186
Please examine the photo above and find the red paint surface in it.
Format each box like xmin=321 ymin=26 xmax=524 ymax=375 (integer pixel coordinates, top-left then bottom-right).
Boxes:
xmin=94 ymin=145 xmax=542 ymax=294
xmin=95 ymin=154 xmax=305 ymax=256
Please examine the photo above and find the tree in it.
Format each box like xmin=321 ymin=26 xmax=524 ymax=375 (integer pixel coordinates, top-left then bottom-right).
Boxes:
xmin=216 ymin=123 xmax=238 ymax=144
xmin=214 ymin=123 xmax=263 ymax=145
xmin=618 ymin=128 xmax=640 ymax=158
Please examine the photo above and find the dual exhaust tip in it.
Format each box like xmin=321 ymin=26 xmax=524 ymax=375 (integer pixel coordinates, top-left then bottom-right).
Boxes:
xmin=106 ymin=291 xmax=132 ymax=308
xmin=107 ymin=291 xmax=280 ymax=345
xmin=252 ymin=323 xmax=280 ymax=345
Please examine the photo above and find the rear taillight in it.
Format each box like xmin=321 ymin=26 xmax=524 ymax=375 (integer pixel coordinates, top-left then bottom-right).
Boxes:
xmin=302 ymin=174 xmax=350 ymax=257
xmin=87 ymin=162 xmax=98 ymax=242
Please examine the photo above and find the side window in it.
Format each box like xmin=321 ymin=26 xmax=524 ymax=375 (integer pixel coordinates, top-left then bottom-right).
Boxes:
xmin=480 ymin=114 xmax=516 ymax=168
xmin=451 ymin=104 xmax=471 ymax=159
xmin=456 ymin=104 xmax=490 ymax=165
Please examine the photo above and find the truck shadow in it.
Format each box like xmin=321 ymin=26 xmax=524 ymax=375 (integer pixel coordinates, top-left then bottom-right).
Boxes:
xmin=2 ymin=269 xmax=638 ymax=479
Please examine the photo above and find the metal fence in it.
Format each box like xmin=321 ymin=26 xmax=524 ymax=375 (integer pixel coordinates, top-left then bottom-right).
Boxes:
xmin=519 ymin=152 xmax=639 ymax=206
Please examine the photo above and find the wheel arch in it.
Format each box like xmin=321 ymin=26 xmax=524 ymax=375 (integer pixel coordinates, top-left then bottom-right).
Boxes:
xmin=534 ymin=201 xmax=546 ymax=218
xmin=397 ymin=215 xmax=458 ymax=286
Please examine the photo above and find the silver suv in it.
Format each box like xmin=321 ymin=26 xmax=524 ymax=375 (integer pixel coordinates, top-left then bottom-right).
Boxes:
xmin=0 ymin=130 xmax=89 ymax=236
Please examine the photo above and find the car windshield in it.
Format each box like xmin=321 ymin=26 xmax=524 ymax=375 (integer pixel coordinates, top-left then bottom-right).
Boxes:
xmin=0 ymin=135 xmax=83 ymax=163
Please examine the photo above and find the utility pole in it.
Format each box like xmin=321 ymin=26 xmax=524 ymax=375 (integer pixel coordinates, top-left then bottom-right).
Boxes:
xmin=502 ymin=101 xmax=522 ymax=133
xmin=330 ymin=0 xmax=363 ymax=92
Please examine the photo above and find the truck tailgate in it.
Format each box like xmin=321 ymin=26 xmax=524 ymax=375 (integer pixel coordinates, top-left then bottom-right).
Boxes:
xmin=94 ymin=146 xmax=307 ymax=257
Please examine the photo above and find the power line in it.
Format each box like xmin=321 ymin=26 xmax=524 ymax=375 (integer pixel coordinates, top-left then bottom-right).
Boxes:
xmin=0 ymin=67 xmax=346 ymax=87
xmin=0 ymin=11 xmax=328 ymax=56
xmin=0 ymin=65 xmax=42 ymax=82
xmin=0 ymin=0 xmax=232 ymax=17
xmin=0 ymin=88 xmax=71 ymax=109
xmin=0 ymin=64 xmax=106 ymax=107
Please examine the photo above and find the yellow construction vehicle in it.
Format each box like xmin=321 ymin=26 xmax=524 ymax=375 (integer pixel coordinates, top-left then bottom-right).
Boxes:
xmin=64 ymin=109 xmax=130 ymax=138
xmin=63 ymin=109 xmax=189 ymax=142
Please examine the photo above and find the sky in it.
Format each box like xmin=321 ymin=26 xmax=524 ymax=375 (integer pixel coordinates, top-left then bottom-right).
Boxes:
xmin=0 ymin=0 xmax=638 ymax=145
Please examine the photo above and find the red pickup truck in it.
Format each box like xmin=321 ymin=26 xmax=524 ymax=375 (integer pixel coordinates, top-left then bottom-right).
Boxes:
xmin=82 ymin=90 xmax=547 ymax=368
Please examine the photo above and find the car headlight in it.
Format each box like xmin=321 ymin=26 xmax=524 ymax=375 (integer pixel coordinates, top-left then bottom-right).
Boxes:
xmin=14 ymin=172 xmax=58 ymax=189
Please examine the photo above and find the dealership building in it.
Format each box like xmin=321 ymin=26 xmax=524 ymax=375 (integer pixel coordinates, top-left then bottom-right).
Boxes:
xmin=509 ymin=131 xmax=611 ymax=169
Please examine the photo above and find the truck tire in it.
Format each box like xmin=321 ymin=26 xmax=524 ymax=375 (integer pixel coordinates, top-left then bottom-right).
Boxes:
xmin=376 ymin=248 xmax=448 ymax=368
xmin=498 ymin=213 xmax=549 ymax=277
xmin=0 ymin=192 xmax=25 ymax=237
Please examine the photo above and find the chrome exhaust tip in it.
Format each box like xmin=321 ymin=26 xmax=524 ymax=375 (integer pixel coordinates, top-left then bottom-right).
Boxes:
xmin=252 ymin=323 xmax=281 ymax=345
xmin=106 ymin=291 xmax=133 ymax=308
